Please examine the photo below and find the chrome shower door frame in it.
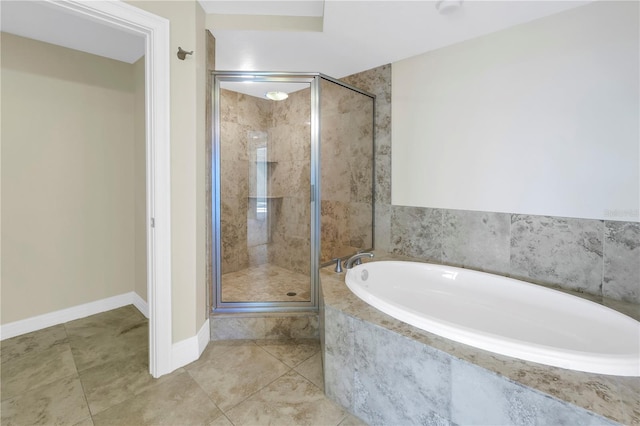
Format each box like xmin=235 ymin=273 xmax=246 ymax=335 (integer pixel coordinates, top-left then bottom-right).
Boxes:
xmin=212 ymin=72 xmax=320 ymax=313
xmin=211 ymin=71 xmax=376 ymax=314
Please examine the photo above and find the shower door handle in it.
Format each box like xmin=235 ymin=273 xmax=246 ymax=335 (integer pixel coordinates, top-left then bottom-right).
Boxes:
xmin=310 ymin=184 xmax=315 ymax=202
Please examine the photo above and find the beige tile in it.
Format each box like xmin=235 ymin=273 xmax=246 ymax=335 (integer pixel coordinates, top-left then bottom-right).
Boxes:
xmin=73 ymin=417 xmax=95 ymax=426
xmin=294 ymin=351 xmax=324 ymax=390
xmin=256 ymin=338 xmax=320 ymax=368
xmin=186 ymin=339 xmax=257 ymax=370
xmin=210 ymin=316 xmax=267 ymax=340
xmin=1 ymin=375 xmax=90 ymax=425
xmin=209 ymin=414 xmax=234 ymax=426
xmin=68 ymin=319 xmax=148 ymax=372
xmin=221 ymin=264 xmax=311 ymax=302
xmin=186 ymin=344 xmax=290 ymax=411
xmin=92 ymin=372 xmax=223 ymax=426
xmin=264 ymin=315 xmax=319 ymax=339
xmin=1 ymin=343 xmax=77 ymax=400
xmin=225 ymin=370 xmax=347 ymax=426
xmin=79 ymin=349 xmax=183 ymax=415
xmin=0 ymin=324 xmax=68 ymax=365
xmin=64 ymin=305 xmax=145 ymax=339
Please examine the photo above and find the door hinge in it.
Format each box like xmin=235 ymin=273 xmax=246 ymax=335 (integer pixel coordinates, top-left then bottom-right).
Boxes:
xmin=151 ymin=218 xmax=155 ymax=228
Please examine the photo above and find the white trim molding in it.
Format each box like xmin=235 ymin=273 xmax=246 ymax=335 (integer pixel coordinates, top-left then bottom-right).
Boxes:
xmin=0 ymin=292 xmax=146 ymax=340
xmin=44 ymin=0 xmax=173 ymax=378
xmin=171 ymin=319 xmax=211 ymax=371
xmin=133 ymin=293 xmax=150 ymax=319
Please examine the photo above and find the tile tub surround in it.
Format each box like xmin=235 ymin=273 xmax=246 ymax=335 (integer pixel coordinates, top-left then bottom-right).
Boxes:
xmin=389 ymin=207 xmax=640 ymax=306
xmin=320 ymin=260 xmax=639 ymax=425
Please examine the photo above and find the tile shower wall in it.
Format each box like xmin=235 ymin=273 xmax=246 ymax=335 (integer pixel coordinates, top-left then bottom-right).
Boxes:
xmin=269 ymin=90 xmax=311 ymax=275
xmin=342 ymin=65 xmax=393 ymax=255
xmin=320 ymin=79 xmax=374 ymax=263
xmin=219 ymin=88 xmax=270 ymax=273
xmin=219 ymin=88 xmax=311 ymax=276
xmin=341 ymin=64 xmax=639 ymax=305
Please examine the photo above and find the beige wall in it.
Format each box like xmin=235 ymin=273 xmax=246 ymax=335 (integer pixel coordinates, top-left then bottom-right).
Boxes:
xmin=1 ymin=33 xmax=143 ymax=324
xmin=128 ymin=0 xmax=208 ymax=342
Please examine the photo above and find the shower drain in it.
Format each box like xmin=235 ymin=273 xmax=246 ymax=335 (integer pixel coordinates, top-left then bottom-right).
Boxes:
xmin=286 ymin=292 xmax=297 ymax=297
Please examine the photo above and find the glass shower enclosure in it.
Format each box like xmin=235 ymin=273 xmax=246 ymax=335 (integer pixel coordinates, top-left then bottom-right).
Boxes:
xmin=212 ymin=72 xmax=374 ymax=312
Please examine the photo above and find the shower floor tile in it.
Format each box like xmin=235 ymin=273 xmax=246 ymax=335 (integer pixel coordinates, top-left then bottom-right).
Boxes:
xmin=222 ymin=264 xmax=311 ymax=302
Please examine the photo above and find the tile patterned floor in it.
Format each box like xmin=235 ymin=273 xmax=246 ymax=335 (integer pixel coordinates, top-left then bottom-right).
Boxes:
xmin=0 ymin=306 xmax=364 ymax=426
xmin=222 ymin=264 xmax=311 ymax=303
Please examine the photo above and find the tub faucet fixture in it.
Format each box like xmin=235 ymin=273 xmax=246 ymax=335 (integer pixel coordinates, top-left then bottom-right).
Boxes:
xmin=345 ymin=252 xmax=374 ymax=269
xmin=333 ymin=257 xmax=343 ymax=273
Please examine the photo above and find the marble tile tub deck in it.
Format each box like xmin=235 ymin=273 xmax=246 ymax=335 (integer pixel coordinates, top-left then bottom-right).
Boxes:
xmin=320 ymin=253 xmax=640 ymax=425
xmin=1 ymin=306 xmax=362 ymax=426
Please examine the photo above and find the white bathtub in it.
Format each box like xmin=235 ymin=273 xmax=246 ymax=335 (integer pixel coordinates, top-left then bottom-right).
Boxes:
xmin=345 ymin=261 xmax=640 ymax=377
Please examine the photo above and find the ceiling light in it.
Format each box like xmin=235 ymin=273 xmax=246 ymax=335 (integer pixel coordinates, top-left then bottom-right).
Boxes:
xmin=435 ymin=0 xmax=463 ymax=15
xmin=265 ymin=91 xmax=288 ymax=101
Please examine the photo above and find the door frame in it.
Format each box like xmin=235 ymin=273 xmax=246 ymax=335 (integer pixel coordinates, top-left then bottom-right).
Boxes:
xmin=49 ymin=0 xmax=173 ymax=377
xmin=212 ymin=72 xmax=319 ymax=313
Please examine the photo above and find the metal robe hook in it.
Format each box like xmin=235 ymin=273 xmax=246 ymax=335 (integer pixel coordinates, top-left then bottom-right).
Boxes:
xmin=177 ymin=47 xmax=193 ymax=60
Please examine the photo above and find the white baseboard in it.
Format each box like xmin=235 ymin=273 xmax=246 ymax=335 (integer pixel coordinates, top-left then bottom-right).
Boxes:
xmin=171 ymin=319 xmax=210 ymax=370
xmin=197 ymin=318 xmax=210 ymax=355
xmin=0 ymin=292 xmax=148 ymax=340
xmin=133 ymin=292 xmax=149 ymax=318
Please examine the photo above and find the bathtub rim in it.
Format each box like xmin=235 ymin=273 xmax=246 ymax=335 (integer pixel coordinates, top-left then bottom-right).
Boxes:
xmin=320 ymin=258 xmax=637 ymax=425
xmin=345 ymin=260 xmax=640 ymax=377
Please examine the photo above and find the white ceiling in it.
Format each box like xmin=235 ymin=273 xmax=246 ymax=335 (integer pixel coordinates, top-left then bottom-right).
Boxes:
xmin=207 ymin=0 xmax=592 ymax=78
xmin=200 ymin=0 xmax=325 ymax=16
xmin=0 ymin=0 xmax=144 ymax=64
xmin=1 ymin=0 xmax=591 ymax=81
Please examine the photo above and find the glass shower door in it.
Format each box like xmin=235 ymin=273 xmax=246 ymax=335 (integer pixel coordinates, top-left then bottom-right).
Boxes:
xmin=319 ymin=77 xmax=374 ymax=264
xmin=214 ymin=76 xmax=314 ymax=310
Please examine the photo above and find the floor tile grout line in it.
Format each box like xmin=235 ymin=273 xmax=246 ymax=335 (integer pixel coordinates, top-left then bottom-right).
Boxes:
xmin=291 ymin=348 xmax=322 ymax=368
xmin=76 ymin=367 xmax=96 ymax=422
xmin=186 ymin=338 xmax=324 ymax=421
xmin=65 ymin=314 xmax=98 ymax=423
xmin=286 ymin=367 xmax=325 ymax=394
xmin=214 ymin=364 xmax=296 ymax=416
xmin=258 ymin=347 xmax=321 ymax=369
xmin=1 ymin=320 xmax=80 ymax=402
xmin=64 ymin=311 xmax=154 ymax=423
xmin=292 ymin=365 xmax=322 ymax=389
xmin=183 ymin=368 xmax=231 ymax=424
